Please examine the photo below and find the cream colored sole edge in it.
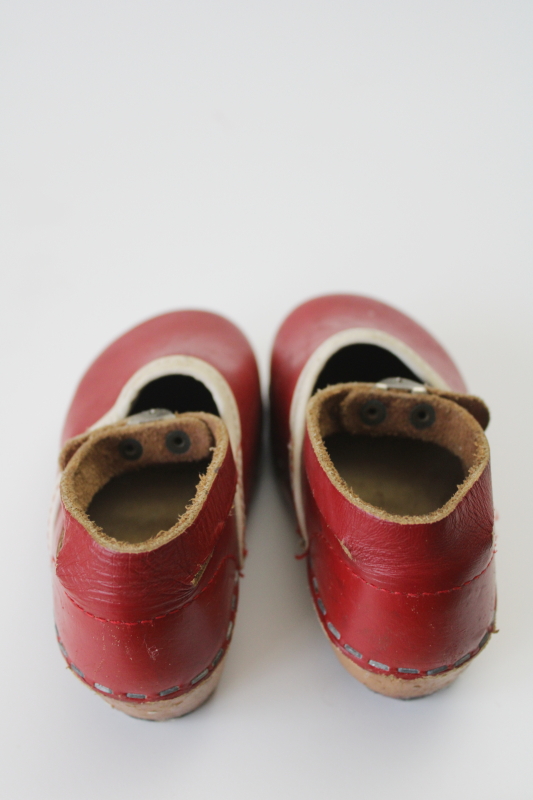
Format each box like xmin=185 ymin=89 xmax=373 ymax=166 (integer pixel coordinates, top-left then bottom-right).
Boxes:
xmin=331 ymin=642 xmax=471 ymax=699
xmin=89 ymin=657 xmax=226 ymax=721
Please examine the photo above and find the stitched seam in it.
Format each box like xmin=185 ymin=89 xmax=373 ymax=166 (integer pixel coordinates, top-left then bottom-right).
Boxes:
xmin=59 ymin=588 xmax=238 ymax=701
xmin=326 ymin=614 xmax=495 ymax=677
xmin=62 ymin=554 xmax=239 ymax=625
xmin=314 ymin=529 xmax=495 ymax=597
xmin=310 ymin=567 xmax=496 ymax=676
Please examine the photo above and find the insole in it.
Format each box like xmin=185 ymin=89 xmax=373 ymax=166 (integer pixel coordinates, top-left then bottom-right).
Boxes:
xmin=325 ymin=434 xmax=465 ymax=516
xmin=87 ymin=461 xmax=209 ymax=544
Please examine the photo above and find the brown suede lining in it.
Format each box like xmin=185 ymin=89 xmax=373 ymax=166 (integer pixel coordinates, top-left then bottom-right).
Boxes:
xmin=307 ymin=383 xmax=490 ymax=524
xmin=60 ymin=412 xmax=229 ymax=553
xmin=87 ymin=462 xmax=212 ymax=546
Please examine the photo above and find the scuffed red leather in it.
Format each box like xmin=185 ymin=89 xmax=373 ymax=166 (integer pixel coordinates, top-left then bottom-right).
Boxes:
xmin=304 ymin=434 xmax=494 ymax=594
xmin=53 ymin=447 xmax=240 ymax=699
xmin=270 ymin=295 xmax=467 ymax=483
xmin=52 ymin=311 xmax=261 ymax=703
xmin=269 ymin=294 xmax=496 ymax=678
xmin=55 ymin=554 xmax=238 ymax=700
xmin=307 ymin=518 xmax=495 ymax=674
xmin=62 ymin=310 xmax=261 ymax=502
xmin=55 ymin=446 xmax=237 ymax=622
xmin=303 ymin=433 xmax=496 ymax=673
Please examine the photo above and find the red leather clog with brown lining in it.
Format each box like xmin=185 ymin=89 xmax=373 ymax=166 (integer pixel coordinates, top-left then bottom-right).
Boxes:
xmin=50 ymin=311 xmax=261 ymax=719
xmin=270 ymin=295 xmax=496 ymax=698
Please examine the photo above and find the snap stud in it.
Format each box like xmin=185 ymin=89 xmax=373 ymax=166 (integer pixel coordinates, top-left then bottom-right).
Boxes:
xmin=119 ymin=438 xmax=143 ymax=460
xmin=410 ymin=403 xmax=436 ymax=429
xmin=166 ymin=429 xmax=191 ymax=454
xmin=360 ymin=399 xmax=387 ymax=426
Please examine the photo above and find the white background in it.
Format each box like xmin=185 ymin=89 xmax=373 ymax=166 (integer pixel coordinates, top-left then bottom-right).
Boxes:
xmin=1 ymin=2 xmax=532 ymax=798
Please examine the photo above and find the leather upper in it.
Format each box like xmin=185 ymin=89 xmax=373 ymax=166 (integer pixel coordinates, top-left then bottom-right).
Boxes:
xmin=56 ymin=418 xmax=238 ymax=622
xmin=269 ymin=294 xmax=496 ymax=678
xmin=52 ymin=311 xmax=261 ymax=703
xmin=63 ymin=310 xmax=261 ymax=503
xmin=304 ymin=435 xmax=494 ymax=593
xmin=270 ymin=294 xmax=467 ymax=486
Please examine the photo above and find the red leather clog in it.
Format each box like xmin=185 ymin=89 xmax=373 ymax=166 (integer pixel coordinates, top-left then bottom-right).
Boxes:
xmin=50 ymin=311 xmax=261 ymax=719
xmin=270 ymin=295 xmax=496 ymax=698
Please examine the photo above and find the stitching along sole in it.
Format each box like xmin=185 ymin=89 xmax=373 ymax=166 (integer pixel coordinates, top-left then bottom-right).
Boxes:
xmin=317 ymin=615 xmax=492 ymax=699
xmin=331 ymin=642 xmax=471 ymax=699
xmin=104 ymin=658 xmax=226 ymax=720
xmin=70 ymin=656 xmax=227 ymax=720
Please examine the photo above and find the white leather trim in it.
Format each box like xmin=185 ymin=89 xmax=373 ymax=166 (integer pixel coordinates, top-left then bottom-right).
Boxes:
xmin=289 ymin=328 xmax=451 ymax=545
xmin=47 ymin=472 xmax=62 ymax=556
xmin=49 ymin=356 xmax=246 ymax=562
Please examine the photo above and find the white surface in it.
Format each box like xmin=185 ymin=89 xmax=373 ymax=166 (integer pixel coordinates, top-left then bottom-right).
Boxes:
xmin=0 ymin=2 xmax=531 ymax=798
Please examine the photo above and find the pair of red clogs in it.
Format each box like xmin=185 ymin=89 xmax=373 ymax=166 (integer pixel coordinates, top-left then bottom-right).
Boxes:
xmin=50 ymin=295 xmax=496 ymax=719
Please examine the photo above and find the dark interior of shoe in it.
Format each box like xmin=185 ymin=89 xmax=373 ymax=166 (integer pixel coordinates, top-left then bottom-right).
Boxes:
xmin=129 ymin=375 xmax=219 ymax=416
xmin=313 ymin=344 xmax=420 ymax=392
xmin=87 ymin=460 xmax=210 ymax=544
xmin=326 ymin=433 xmax=465 ymax=516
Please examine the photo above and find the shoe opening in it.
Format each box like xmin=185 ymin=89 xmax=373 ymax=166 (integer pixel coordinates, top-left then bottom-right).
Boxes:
xmin=307 ymin=383 xmax=489 ymax=521
xmin=88 ymin=460 xmax=211 ymax=544
xmin=60 ymin=413 xmax=230 ymax=551
xmin=313 ymin=344 xmax=420 ymax=393
xmin=129 ymin=375 xmax=219 ymax=416
xmin=325 ymin=434 xmax=464 ymax=516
